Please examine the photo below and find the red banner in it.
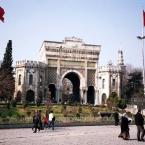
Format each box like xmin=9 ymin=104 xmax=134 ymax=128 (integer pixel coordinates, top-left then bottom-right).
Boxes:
xmin=0 ymin=6 xmax=5 ymax=22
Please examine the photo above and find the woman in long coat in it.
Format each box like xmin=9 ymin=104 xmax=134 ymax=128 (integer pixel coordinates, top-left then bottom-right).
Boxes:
xmin=118 ymin=113 xmax=131 ymax=140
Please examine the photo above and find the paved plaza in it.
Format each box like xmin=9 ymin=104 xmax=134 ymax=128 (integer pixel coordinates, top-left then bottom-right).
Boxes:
xmin=0 ymin=125 xmax=144 ymax=145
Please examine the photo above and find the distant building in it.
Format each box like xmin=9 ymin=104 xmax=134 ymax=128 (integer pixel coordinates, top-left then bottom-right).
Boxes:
xmin=14 ymin=37 xmax=126 ymax=105
xmin=98 ymin=50 xmax=126 ymax=104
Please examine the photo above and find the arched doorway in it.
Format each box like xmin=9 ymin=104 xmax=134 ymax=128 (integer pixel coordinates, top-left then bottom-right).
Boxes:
xmin=26 ymin=90 xmax=35 ymax=103
xmin=38 ymin=91 xmax=43 ymax=103
xmin=16 ymin=91 xmax=22 ymax=102
xmin=87 ymin=86 xmax=95 ymax=104
xmin=102 ymin=93 xmax=107 ymax=105
xmin=48 ymin=84 xmax=56 ymax=102
xmin=62 ymin=72 xmax=80 ymax=103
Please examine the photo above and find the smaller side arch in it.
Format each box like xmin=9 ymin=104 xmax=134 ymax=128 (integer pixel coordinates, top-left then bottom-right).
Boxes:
xmin=16 ymin=91 xmax=22 ymax=102
xmin=48 ymin=84 xmax=56 ymax=102
xmin=87 ymin=86 xmax=95 ymax=104
xmin=102 ymin=93 xmax=107 ymax=105
xmin=26 ymin=89 xmax=35 ymax=103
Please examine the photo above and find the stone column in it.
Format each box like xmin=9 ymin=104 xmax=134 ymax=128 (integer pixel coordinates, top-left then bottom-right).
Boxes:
xmin=80 ymin=88 xmax=84 ymax=104
xmin=83 ymin=88 xmax=88 ymax=104
xmin=56 ymin=86 xmax=60 ymax=103
xmin=94 ymin=89 xmax=99 ymax=105
xmin=84 ymin=59 xmax=88 ymax=104
xmin=22 ymin=67 xmax=27 ymax=102
xmin=56 ymin=58 xmax=60 ymax=103
xmin=94 ymin=60 xmax=99 ymax=105
xmin=35 ymin=68 xmax=39 ymax=102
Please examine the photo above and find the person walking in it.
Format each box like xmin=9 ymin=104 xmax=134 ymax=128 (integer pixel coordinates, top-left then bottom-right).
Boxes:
xmin=43 ymin=111 xmax=49 ymax=129
xmin=48 ymin=110 xmax=55 ymax=130
xmin=113 ymin=110 xmax=119 ymax=126
xmin=118 ymin=113 xmax=131 ymax=140
xmin=32 ymin=111 xmax=40 ymax=133
xmin=38 ymin=110 xmax=43 ymax=130
xmin=134 ymin=108 xmax=145 ymax=142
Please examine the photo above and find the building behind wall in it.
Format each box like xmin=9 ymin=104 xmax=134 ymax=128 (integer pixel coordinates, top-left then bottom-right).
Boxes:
xmin=14 ymin=37 xmax=126 ymax=105
xmin=98 ymin=50 xmax=126 ymax=104
xmin=14 ymin=60 xmax=47 ymax=103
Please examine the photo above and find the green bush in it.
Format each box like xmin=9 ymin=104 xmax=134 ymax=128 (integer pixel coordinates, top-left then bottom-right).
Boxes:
xmin=22 ymin=101 xmax=28 ymax=108
xmin=26 ymin=111 xmax=31 ymax=117
xmin=8 ymin=111 xmax=13 ymax=117
xmin=1 ymin=113 xmax=7 ymax=118
xmin=78 ymin=106 xmax=82 ymax=114
xmin=7 ymin=102 xmax=11 ymax=109
xmin=91 ymin=108 xmax=98 ymax=118
xmin=11 ymin=99 xmax=17 ymax=107
xmin=2 ymin=117 xmax=10 ymax=123
xmin=61 ymin=105 xmax=67 ymax=113
xmin=117 ymin=99 xmax=127 ymax=109
xmin=76 ymin=113 xmax=80 ymax=118
xmin=0 ymin=104 xmax=119 ymax=124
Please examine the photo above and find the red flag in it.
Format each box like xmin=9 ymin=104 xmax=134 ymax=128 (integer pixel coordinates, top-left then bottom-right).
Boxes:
xmin=143 ymin=10 xmax=145 ymax=27
xmin=0 ymin=6 xmax=5 ymax=22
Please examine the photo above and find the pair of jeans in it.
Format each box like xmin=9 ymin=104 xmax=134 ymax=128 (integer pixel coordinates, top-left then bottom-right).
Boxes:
xmin=137 ymin=125 xmax=145 ymax=140
xmin=48 ymin=121 xmax=54 ymax=130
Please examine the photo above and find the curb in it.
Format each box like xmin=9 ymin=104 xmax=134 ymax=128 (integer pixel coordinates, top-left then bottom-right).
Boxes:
xmin=0 ymin=122 xmax=115 ymax=129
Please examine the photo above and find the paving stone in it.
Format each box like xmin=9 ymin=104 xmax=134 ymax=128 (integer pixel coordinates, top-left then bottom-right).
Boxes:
xmin=0 ymin=125 xmax=144 ymax=145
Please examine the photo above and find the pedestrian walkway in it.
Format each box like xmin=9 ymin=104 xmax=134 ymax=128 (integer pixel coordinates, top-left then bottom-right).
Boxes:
xmin=0 ymin=125 xmax=144 ymax=145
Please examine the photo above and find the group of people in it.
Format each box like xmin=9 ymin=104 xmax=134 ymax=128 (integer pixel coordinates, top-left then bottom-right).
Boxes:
xmin=32 ymin=108 xmax=144 ymax=141
xmin=115 ymin=108 xmax=144 ymax=142
xmin=32 ymin=110 xmax=55 ymax=133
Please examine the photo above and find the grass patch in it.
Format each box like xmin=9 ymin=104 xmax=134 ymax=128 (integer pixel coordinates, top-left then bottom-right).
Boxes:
xmin=0 ymin=104 xmax=114 ymax=124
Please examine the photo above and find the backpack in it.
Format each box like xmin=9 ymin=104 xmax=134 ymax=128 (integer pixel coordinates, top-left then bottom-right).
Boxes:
xmin=52 ymin=116 xmax=55 ymax=121
xmin=33 ymin=115 xmax=39 ymax=124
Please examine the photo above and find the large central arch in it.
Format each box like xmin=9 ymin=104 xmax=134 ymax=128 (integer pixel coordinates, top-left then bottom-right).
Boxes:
xmin=60 ymin=70 xmax=85 ymax=103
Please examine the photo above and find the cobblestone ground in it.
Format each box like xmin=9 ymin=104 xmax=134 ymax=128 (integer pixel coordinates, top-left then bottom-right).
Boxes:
xmin=0 ymin=125 xmax=144 ymax=145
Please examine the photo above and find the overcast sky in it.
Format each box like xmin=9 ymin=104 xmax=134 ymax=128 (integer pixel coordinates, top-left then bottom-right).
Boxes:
xmin=0 ymin=0 xmax=145 ymax=68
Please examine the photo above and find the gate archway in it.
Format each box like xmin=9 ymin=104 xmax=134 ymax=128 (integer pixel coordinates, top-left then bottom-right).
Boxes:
xmin=61 ymin=71 xmax=81 ymax=103
xmin=26 ymin=90 xmax=35 ymax=102
xmin=87 ymin=86 xmax=95 ymax=104
xmin=48 ymin=84 xmax=56 ymax=102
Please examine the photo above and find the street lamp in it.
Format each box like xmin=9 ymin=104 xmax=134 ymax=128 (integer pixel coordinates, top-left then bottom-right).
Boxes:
xmin=137 ymin=36 xmax=145 ymax=39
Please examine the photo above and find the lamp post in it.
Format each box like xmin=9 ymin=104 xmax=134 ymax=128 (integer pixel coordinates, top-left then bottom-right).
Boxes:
xmin=137 ymin=36 xmax=145 ymax=108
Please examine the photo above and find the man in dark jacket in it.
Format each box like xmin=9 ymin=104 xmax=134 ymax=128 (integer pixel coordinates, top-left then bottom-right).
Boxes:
xmin=114 ymin=111 xmax=119 ymax=126
xmin=118 ymin=113 xmax=131 ymax=140
xmin=135 ymin=108 xmax=145 ymax=141
xmin=33 ymin=111 xmax=40 ymax=133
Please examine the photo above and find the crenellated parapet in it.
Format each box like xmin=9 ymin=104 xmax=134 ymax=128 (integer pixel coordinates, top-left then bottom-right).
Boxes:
xmin=98 ymin=65 xmax=123 ymax=73
xmin=16 ymin=60 xmax=47 ymax=68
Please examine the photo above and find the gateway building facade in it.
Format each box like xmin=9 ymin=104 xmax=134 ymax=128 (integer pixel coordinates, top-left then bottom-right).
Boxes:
xmin=14 ymin=37 xmax=126 ymax=105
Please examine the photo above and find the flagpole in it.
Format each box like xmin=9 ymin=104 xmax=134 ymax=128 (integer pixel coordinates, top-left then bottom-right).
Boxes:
xmin=141 ymin=11 xmax=145 ymax=97
xmin=141 ymin=10 xmax=145 ymax=111
xmin=137 ymin=10 xmax=145 ymax=110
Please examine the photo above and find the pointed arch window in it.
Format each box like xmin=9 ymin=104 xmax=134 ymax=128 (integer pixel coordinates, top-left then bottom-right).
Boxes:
xmin=29 ymin=74 xmax=33 ymax=85
xmin=18 ymin=74 xmax=21 ymax=85
xmin=40 ymin=76 xmax=42 ymax=86
xmin=102 ymin=79 xmax=105 ymax=89
xmin=112 ymin=79 xmax=116 ymax=88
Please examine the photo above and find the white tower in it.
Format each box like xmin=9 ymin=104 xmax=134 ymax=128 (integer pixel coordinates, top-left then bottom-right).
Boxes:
xmin=118 ymin=50 xmax=124 ymax=65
